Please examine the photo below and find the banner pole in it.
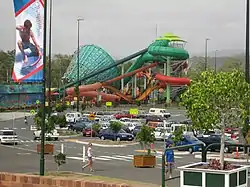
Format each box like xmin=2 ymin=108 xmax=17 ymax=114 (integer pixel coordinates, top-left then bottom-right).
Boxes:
xmin=40 ymin=0 xmax=47 ymax=176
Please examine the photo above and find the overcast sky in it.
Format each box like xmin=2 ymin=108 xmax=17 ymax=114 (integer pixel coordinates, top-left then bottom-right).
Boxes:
xmin=0 ymin=0 xmax=247 ymax=58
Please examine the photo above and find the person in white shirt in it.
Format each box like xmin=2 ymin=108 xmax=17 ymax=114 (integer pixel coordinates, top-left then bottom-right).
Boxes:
xmin=82 ymin=143 xmax=94 ymax=172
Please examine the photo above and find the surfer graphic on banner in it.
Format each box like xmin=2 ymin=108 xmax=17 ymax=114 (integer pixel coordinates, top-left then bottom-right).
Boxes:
xmin=12 ymin=0 xmax=44 ymax=82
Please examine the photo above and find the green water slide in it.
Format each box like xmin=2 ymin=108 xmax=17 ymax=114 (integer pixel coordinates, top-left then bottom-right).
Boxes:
xmin=123 ymin=38 xmax=189 ymax=86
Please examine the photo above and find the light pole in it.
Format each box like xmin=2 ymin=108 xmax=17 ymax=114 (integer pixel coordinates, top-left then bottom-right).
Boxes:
xmin=48 ymin=0 xmax=52 ymax=117
xmin=40 ymin=0 xmax=47 ymax=176
xmin=214 ymin=50 xmax=218 ymax=73
xmin=245 ymin=0 xmax=250 ymax=136
xmin=204 ymin=38 xmax=210 ymax=70
xmin=77 ymin=18 xmax=84 ymax=112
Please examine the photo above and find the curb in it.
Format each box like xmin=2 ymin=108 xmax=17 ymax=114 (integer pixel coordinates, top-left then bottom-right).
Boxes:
xmin=136 ymin=150 xmax=191 ymax=156
xmin=59 ymin=135 xmax=81 ymax=138
xmin=65 ymin=139 xmax=138 ymax=147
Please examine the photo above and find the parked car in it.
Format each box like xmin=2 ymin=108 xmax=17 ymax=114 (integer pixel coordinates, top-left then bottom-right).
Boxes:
xmin=0 ymin=130 xmax=18 ymax=144
xmin=69 ymin=122 xmax=87 ymax=132
xmin=82 ymin=128 xmax=97 ymax=137
xmin=165 ymin=134 xmax=204 ymax=153
xmin=33 ymin=129 xmax=59 ymax=141
xmin=197 ymin=134 xmax=241 ymax=153
xmin=65 ymin=112 xmax=82 ymax=123
xmin=148 ymin=108 xmax=171 ymax=118
xmin=154 ymin=128 xmax=171 ymax=141
xmin=133 ymin=125 xmax=142 ymax=136
xmin=113 ymin=113 xmax=136 ymax=119
xmin=98 ymin=129 xmax=134 ymax=141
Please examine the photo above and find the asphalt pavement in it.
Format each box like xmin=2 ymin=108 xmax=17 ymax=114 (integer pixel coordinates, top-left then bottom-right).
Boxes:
xmin=1 ymin=110 xmax=249 ymax=186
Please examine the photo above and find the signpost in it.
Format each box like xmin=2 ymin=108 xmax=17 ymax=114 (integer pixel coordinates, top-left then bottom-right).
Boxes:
xmin=88 ymin=113 xmax=95 ymax=137
xmin=30 ymin=109 xmax=36 ymax=115
xmin=106 ymin=102 xmax=112 ymax=107
xmin=129 ymin=108 xmax=139 ymax=115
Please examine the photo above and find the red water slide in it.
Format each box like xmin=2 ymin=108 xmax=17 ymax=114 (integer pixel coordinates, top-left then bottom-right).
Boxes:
xmin=79 ymin=91 xmax=120 ymax=102
xmin=154 ymin=73 xmax=191 ymax=85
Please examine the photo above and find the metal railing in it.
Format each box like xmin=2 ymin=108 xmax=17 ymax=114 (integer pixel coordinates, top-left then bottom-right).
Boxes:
xmin=161 ymin=142 xmax=205 ymax=187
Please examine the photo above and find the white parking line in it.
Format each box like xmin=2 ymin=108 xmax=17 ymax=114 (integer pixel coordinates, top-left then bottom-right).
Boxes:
xmin=100 ymin=156 xmax=130 ymax=161
xmin=114 ymin=155 xmax=133 ymax=160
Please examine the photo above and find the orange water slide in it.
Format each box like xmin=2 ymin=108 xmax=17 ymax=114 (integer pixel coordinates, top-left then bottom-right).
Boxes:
xmin=79 ymin=91 xmax=120 ymax=102
xmin=136 ymin=85 xmax=160 ymax=101
xmin=103 ymin=85 xmax=133 ymax=103
xmin=154 ymin=73 xmax=191 ymax=85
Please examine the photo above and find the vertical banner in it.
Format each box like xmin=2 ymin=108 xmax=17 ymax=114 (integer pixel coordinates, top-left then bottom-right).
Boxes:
xmin=12 ymin=0 xmax=44 ymax=82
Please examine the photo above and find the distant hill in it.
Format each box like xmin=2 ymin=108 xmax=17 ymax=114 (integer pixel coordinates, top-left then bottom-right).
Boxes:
xmin=192 ymin=49 xmax=245 ymax=58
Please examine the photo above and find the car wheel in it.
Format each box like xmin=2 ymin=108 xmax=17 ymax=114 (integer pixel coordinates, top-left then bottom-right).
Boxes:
xmin=34 ymin=137 xmax=37 ymax=140
xmin=116 ymin=137 xmax=121 ymax=141
xmin=54 ymin=137 xmax=59 ymax=141
xmin=188 ymin=147 xmax=193 ymax=154
xmin=101 ymin=136 xmax=105 ymax=140
xmin=224 ymin=147 xmax=229 ymax=153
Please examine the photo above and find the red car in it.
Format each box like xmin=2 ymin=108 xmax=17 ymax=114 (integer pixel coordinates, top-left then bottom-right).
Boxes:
xmin=113 ymin=113 xmax=136 ymax=119
xmin=82 ymin=128 xmax=97 ymax=137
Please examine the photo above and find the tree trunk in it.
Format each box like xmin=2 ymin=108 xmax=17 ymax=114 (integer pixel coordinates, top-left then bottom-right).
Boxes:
xmin=219 ymin=121 xmax=225 ymax=170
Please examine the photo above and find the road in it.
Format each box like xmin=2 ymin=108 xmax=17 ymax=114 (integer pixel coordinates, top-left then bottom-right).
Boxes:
xmin=1 ymin=111 xmax=249 ymax=186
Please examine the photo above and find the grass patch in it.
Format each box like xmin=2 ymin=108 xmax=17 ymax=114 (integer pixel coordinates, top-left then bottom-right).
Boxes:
xmin=31 ymin=171 xmax=159 ymax=187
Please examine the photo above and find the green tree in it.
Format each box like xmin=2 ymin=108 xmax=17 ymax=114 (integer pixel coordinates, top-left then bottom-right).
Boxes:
xmin=181 ymin=70 xmax=250 ymax=169
xmin=92 ymin=123 xmax=101 ymax=133
xmin=109 ymin=121 xmax=123 ymax=140
xmin=136 ymin=125 xmax=155 ymax=152
xmin=54 ymin=152 xmax=66 ymax=171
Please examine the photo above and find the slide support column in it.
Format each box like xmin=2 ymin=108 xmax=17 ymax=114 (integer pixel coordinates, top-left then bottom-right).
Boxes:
xmin=121 ymin=64 xmax=124 ymax=93
xmin=165 ymin=57 xmax=171 ymax=106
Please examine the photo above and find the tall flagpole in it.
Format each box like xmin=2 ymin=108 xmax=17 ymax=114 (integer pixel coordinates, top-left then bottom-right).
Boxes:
xmin=40 ymin=0 xmax=47 ymax=176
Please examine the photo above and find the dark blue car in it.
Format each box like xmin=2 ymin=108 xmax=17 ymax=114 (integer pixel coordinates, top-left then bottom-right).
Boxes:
xmin=165 ymin=134 xmax=204 ymax=153
xmin=98 ymin=129 xmax=134 ymax=141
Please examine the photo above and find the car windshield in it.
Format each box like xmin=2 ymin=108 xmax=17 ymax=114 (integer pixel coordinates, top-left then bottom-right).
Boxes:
xmin=185 ymin=135 xmax=198 ymax=141
xmin=119 ymin=129 xmax=126 ymax=133
xmin=2 ymin=131 xmax=16 ymax=135
xmin=66 ymin=113 xmax=74 ymax=117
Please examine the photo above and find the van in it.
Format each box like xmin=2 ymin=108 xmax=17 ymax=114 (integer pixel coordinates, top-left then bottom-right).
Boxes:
xmin=65 ymin=112 xmax=82 ymax=123
xmin=148 ymin=108 xmax=171 ymax=118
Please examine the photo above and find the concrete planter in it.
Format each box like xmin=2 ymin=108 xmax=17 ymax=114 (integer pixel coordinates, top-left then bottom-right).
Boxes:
xmin=178 ymin=162 xmax=248 ymax=187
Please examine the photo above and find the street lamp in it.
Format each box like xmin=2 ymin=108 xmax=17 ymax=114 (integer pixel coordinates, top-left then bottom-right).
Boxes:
xmin=245 ymin=0 xmax=250 ymax=136
xmin=204 ymin=38 xmax=210 ymax=70
xmin=214 ymin=50 xmax=218 ymax=73
xmin=40 ymin=0 xmax=48 ymax=176
xmin=77 ymin=18 xmax=84 ymax=112
xmin=48 ymin=0 xmax=53 ymax=117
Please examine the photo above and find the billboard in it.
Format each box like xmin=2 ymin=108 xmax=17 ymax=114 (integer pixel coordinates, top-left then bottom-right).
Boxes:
xmin=12 ymin=0 xmax=44 ymax=82
xmin=0 ymin=84 xmax=43 ymax=108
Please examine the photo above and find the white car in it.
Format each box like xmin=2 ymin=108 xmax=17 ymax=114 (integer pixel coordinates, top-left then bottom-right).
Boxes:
xmin=33 ymin=129 xmax=59 ymax=140
xmin=0 ymin=130 xmax=19 ymax=144
xmin=154 ymin=128 xmax=171 ymax=141
xmin=66 ymin=112 xmax=82 ymax=123
xmin=149 ymin=108 xmax=171 ymax=118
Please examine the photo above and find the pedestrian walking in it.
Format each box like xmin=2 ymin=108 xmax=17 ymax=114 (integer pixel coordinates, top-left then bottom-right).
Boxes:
xmin=82 ymin=143 xmax=94 ymax=172
xmin=165 ymin=142 xmax=175 ymax=178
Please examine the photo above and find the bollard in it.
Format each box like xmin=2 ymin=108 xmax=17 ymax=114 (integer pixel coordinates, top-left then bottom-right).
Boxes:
xmin=236 ymin=147 xmax=239 ymax=159
xmin=83 ymin=146 xmax=86 ymax=163
xmin=61 ymin=144 xmax=64 ymax=154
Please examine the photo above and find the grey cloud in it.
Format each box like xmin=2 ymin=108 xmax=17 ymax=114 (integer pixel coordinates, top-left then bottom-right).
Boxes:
xmin=0 ymin=0 xmax=247 ymax=57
